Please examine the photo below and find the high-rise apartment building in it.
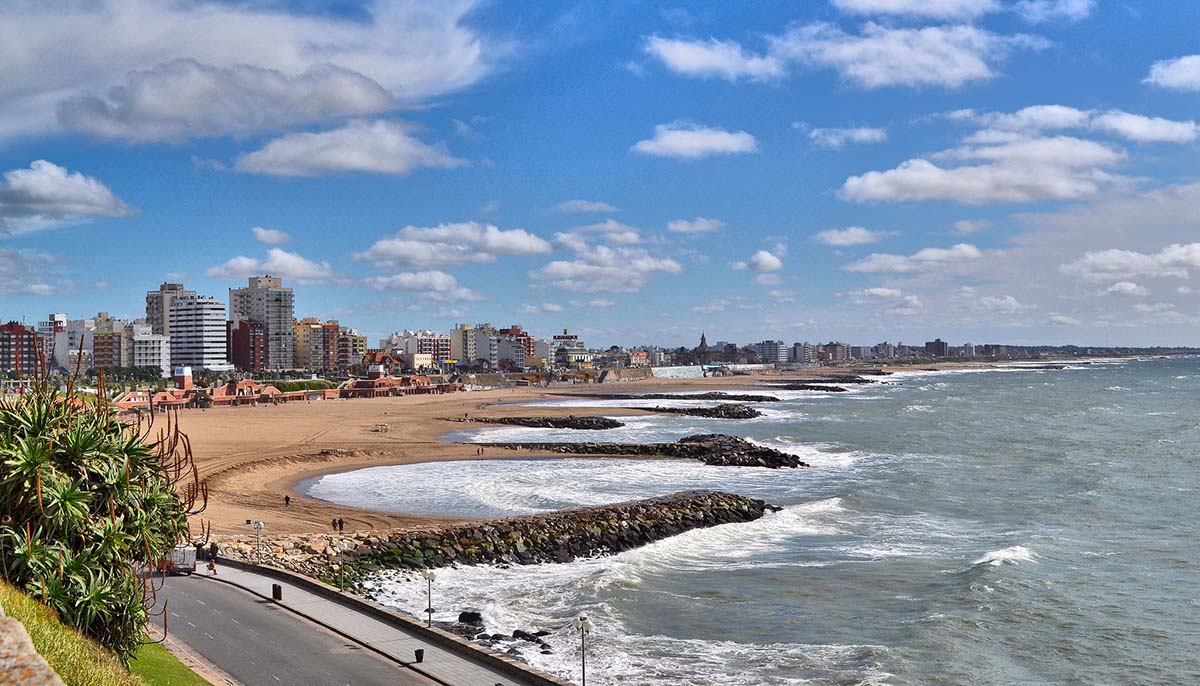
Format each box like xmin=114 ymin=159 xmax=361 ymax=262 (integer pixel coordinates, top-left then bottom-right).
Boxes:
xmin=132 ymin=334 xmax=171 ymax=378
xmin=145 ymin=283 xmax=196 ymax=336
xmin=169 ymin=295 xmax=232 ymax=371
xmin=0 ymin=323 xmax=43 ymax=377
xmin=925 ymin=338 xmax=949 ymax=358
xmin=228 ymin=319 xmax=267 ymax=373
xmin=229 ymin=276 xmax=294 ymax=370
xmin=336 ymin=328 xmax=367 ymax=371
xmin=752 ymin=340 xmax=787 ymax=364
xmin=293 ymin=317 xmax=339 ymax=371
xmin=449 ymin=323 xmax=477 ymax=364
xmin=382 ymin=330 xmax=451 ymax=361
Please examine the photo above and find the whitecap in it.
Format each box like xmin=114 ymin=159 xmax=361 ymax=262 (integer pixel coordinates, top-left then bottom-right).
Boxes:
xmin=971 ymin=545 xmax=1037 ymax=567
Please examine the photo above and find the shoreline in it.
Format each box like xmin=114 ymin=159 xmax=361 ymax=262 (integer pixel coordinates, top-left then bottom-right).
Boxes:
xmin=176 ymin=361 xmax=1050 ymax=534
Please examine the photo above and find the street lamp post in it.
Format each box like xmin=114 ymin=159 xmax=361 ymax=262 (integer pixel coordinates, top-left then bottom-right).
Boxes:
xmin=245 ymin=520 xmax=265 ymax=563
xmin=338 ymin=540 xmax=348 ymax=591
xmin=422 ymin=570 xmax=436 ymax=626
xmin=573 ymin=615 xmax=594 ymax=686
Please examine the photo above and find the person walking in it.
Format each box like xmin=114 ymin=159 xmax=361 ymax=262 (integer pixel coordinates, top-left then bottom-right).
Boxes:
xmin=337 ymin=517 xmax=345 ymax=532
xmin=332 ymin=518 xmax=338 ymax=531
xmin=284 ymin=494 xmax=291 ymax=507
xmin=206 ymin=558 xmax=217 ymax=575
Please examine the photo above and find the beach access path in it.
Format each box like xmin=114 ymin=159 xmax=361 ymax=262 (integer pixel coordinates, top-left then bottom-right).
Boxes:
xmin=159 ymin=566 xmax=553 ymax=686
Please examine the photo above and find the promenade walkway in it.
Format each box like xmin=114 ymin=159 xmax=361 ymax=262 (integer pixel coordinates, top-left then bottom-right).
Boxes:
xmin=196 ymin=565 xmax=554 ymax=686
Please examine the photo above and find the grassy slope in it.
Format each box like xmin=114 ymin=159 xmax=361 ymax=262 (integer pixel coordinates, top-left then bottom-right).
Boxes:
xmin=0 ymin=581 xmax=209 ymax=686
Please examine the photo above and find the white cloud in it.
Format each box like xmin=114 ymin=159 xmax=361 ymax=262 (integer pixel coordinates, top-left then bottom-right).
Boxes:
xmin=842 ymin=135 xmax=1124 ymax=204
xmin=631 ymin=122 xmax=758 ymax=160
xmin=0 ymin=249 xmax=60 ymax=295
xmin=849 ymin=286 xmax=923 ymax=313
xmin=251 ymin=226 xmax=292 ymax=246
xmin=732 ymin=249 xmax=784 ymax=272
xmin=972 ymin=104 xmax=1091 ymax=132
xmin=844 ymin=243 xmax=982 ymax=272
xmin=1059 ymin=243 xmax=1200 ymax=282
xmin=529 ymin=245 xmax=682 ymax=293
xmin=807 ymin=126 xmax=887 ymax=149
xmin=58 ymin=60 xmax=395 ymax=143
xmin=832 ymin=0 xmax=998 ymax=20
xmin=952 ymin=219 xmax=991 ymax=235
xmin=205 ymin=248 xmax=335 ymax=284
xmin=1014 ymin=0 xmax=1095 ymax=23
xmin=519 ymin=303 xmax=565 ymax=314
xmin=587 ymin=298 xmax=617 ymax=308
xmin=815 ymin=226 xmax=888 ymax=246
xmin=0 ymin=0 xmax=506 ymax=139
xmin=1145 ymin=55 xmax=1200 ymax=91
xmin=1047 ymin=313 xmax=1083 ymax=326
xmin=358 ymin=221 xmax=552 ymax=269
xmin=1134 ymin=302 xmax=1174 ymax=313
xmin=770 ymin=22 xmax=1046 ymax=90
xmin=666 ymin=217 xmax=725 ymax=234
xmin=691 ymin=299 xmax=729 ymax=314
xmin=236 ymin=119 xmax=466 ymax=177
xmin=555 ymin=220 xmax=642 ymax=250
xmin=0 ymin=160 xmax=134 ymax=235
xmin=1090 ymin=111 xmax=1198 ymax=143
xmin=554 ymin=199 xmax=620 ymax=213
xmin=362 ymin=270 xmax=484 ymax=302
xmin=958 ymin=289 xmax=1032 ymax=314
xmin=643 ymin=36 xmax=784 ymax=82
xmin=1102 ymin=281 xmax=1149 ymax=297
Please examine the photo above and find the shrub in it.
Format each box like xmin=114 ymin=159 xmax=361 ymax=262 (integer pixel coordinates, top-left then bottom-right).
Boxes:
xmin=0 ymin=388 xmax=203 ymax=661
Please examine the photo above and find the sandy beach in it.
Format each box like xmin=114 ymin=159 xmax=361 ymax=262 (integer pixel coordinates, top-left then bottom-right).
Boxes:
xmin=175 ymin=364 xmax=998 ymax=535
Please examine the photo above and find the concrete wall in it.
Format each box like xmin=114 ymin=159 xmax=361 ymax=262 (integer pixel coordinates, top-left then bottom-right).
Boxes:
xmin=649 ymin=365 xmax=705 ymax=379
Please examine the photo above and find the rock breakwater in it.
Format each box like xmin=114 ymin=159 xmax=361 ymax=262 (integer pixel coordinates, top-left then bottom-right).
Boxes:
xmin=217 ymin=491 xmax=772 ymax=582
xmin=761 ymin=383 xmax=850 ymax=392
xmin=481 ymin=433 xmax=807 ymax=468
xmin=561 ymin=391 xmax=781 ymax=402
xmin=636 ymin=403 xmax=762 ymax=419
xmin=450 ymin=415 xmax=625 ymax=429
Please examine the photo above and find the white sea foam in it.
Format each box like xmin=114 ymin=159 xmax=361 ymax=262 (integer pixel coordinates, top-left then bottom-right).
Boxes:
xmin=971 ymin=545 xmax=1037 ymax=567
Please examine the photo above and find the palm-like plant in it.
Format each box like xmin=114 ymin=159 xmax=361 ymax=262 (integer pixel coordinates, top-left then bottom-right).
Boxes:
xmin=0 ymin=383 xmax=206 ymax=662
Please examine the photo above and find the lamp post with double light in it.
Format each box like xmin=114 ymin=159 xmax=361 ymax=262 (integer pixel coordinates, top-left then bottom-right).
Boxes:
xmin=422 ymin=569 xmax=436 ymax=626
xmin=573 ymin=615 xmax=594 ymax=686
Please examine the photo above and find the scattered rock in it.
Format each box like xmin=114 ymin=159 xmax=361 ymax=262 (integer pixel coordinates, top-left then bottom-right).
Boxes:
xmin=458 ymin=611 xmax=484 ymax=625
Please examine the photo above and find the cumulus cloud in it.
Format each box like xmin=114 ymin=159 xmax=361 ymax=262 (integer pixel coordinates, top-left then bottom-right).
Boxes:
xmin=204 ymin=248 xmax=336 ymax=284
xmin=1102 ymin=281 xmax=1149 ymax=297
xmin=358 ymin=221 xmax=552 ymax=269
xmin=643 ymin=36 xmax=783 ymax=82
xmin=831 ymin=0 xmax=998 ymax=20
xmin=770 ymin=23 xmax=1047 ymax=90
xmin=251 ymin=226 xmax=292 ymax=245
xmin=1014 ymin=0 xmax=1095 ymax=23
xmin=732 ymin=249 xmax=784 ymax=272
xmin=1134 ymin=302 xmax=1174 ymax=313
xmin=952 ymin=219 xmax=991 ymax=235
xmin=666 ymin=217 xmax=725 ymax=233
xmin=815 ymin=226 xmax=888 ymax=246
xmin=554 ymin=199 xmax=620 ymax=213
xmin=529 ymin=245 xmax=682 ymax=293
xmin=0 ymin=0 xmax=506 ymax=139
xmin=1047 ymin=313 xmax=1083 ymax=326
xmin=1059 ymin=243 xmax=1200 ymax=282
xmin=58 ymin=60 xmax=395 ymax=143
xmin=1089 ymin=111 xmax=1198 ymax=143
xmin=631 ymin=122 xmax=758 ymax=160
xmin=362 ymin=270 xmax=484 ymax=302
xmin=0 ymin=249 xmax=60 ymax=295
xmin=587 ymin=299 xmax=616 ymax=308
xmin=953 ymin=288 xmax=1033 ymax=314
xmin=849 ymin=287 xmax=923 ymax=314
xmin=0 ymin=160 xmax=134 ymax=234
xmin=236 ymin=120 xmax=466 ymax=177
xmin=842 ymin=135 xmax=1124 ymax=204
xmin=555 ymin=220 xmax=642 ymax=250
xmin=844 ymin=243 xmax=982 ymax=272
xmin=519 ymin=303 xmax=564 ymax=314
xmin=1145 ymin=55 xmax=1200 ymax=91
xmin=691 ymin=299 xmax=729 ymax=314
xmin=806 ymin=126 xmax=887 ymax=149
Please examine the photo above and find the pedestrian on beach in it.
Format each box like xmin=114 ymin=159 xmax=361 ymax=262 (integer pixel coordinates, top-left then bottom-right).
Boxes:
xmin=337 ymin=518 xmax=345 ymax=532
xmin=208 ymin=542 xmax=218 ymax=561
xmin=332 ymin=518 xmax=338 ymax=531
xmin=284 ymin=494 xmax=291 ymax=507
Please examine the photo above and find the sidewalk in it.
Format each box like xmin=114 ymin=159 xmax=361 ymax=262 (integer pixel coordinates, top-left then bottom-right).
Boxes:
xmin=199 ymin=565 xmax=549 ymax=686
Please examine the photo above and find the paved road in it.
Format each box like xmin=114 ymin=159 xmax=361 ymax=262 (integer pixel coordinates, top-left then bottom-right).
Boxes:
xmin=156 ymin=574 xmax=437 ymax=686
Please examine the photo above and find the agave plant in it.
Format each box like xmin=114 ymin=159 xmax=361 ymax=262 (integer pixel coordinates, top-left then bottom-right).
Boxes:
xmin=0 ymin=383 xmax=206 ymax=661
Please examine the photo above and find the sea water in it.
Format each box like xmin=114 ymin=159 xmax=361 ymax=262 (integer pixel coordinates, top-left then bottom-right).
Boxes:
xmin=304 ymin=358 xmax=1200 ymax=685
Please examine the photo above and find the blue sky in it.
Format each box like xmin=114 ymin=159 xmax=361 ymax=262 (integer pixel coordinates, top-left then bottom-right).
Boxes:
xmin=3 ymin=0 xmax=1200 ymax=347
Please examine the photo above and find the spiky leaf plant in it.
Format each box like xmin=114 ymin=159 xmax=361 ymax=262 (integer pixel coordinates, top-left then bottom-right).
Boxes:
xmin=0 ymin=386 xmax=204 ymax=661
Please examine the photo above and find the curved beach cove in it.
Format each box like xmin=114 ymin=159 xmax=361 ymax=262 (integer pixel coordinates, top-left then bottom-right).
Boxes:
xmin=304 ymin=359 xmax=1200 ymax=685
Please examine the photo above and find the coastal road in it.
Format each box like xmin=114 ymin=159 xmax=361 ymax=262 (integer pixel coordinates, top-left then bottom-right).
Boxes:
xmin=156 ymin=574 xmax=437 ymax=686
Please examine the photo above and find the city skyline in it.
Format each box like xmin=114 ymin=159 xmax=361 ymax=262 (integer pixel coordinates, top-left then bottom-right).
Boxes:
xmin=4 ymin=1 xmax=1200 ymax=347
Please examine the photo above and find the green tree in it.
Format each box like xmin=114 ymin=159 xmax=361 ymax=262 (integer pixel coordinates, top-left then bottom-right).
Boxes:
xmin=0 ymin=387 xmax=204 ymax=661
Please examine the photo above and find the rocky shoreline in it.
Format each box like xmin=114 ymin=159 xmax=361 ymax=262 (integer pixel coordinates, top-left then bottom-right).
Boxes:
xmin=634 ymin=403 xmax=763 ymax=419
xmin=558 ymin=391 xmax=781 ymax=402
xmin=449 ymin=415 xmax=625 ymax=429
xmin=217 ymin=490 xmax=773 ymax=584
xmin=479 ymin=433 xmax=808 ymax=468
xmin=761 ymin=383 xmax=850 ymax=392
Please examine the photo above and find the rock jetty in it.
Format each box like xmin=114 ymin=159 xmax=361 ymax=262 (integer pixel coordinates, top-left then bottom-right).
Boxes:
xmin=449 ymin=415 xmax=624 ymax=430
xmin=562 ymin=391 xmax=781 ymax=402
xmin=482 ymin=433 xmax=807 ymax=469
xmin=762 ymin=376 xmax=875 ymax=385
xmin=760 ymin=383 xmax=849 ymax=392
xmin=217 ymin=491 xmax=772 ymax=582
xmin=636 ymin=403 xmax=762 ymax=419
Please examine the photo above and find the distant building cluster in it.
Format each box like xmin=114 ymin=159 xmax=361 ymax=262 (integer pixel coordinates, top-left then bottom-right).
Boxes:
xmin=0 ymin=274 xmax=1174 ymax=382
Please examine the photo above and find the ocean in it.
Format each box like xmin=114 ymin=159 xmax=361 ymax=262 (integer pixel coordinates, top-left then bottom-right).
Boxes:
xmin=304 ymin=358 xmax=1200 ymax=685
